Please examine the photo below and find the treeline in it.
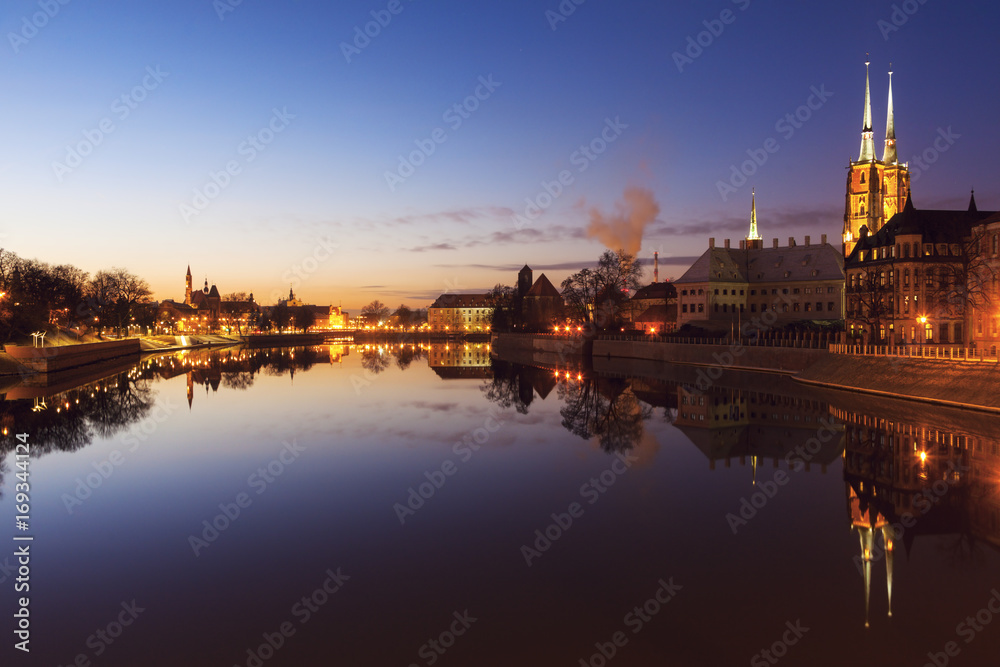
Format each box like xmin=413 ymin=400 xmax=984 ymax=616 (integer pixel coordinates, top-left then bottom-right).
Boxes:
xmin=0 ymin=248 xmax=150 ymax=342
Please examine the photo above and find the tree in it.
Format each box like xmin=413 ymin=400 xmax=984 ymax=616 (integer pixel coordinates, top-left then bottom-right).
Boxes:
xmin=361 ymin=300 xmax=390 ymax=326
xmin=486 ymin=284 xmax=517 ymax=332
xmin=561 ymin=249 xmax=643 ymax=330
xmin=848 ymin=264 xmax=894 ymax=343
xmin=926 ymin=226 xmax=997 ymax=346
xmin=293 ymin=306 xmax=317 ymax=333
xmin=271 ymin=303 xmax=291 ymax=333
xmin=107 ymin=267 xmax=152 ymax=336
xmin=222 ymin=292 xmax=254 ymax=334
xmin=390 ymin=305 xmax=413 ymax=327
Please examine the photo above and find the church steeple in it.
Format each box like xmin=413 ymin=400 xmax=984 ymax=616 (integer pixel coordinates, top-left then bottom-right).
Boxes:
xmin=184 ymin=265 xmax=193 ymax=305
xmin=882 ymin=68 xmax=897 ymax=165
xmin=745 ymin=189 xmax=762 ymax=249
xmin=748 ymin=189 xmax=761 ymax=240
xmin=859 ymin=59 xmax=876 ymax=162
xmin=969 ymin=189 xmax=978 ymax=212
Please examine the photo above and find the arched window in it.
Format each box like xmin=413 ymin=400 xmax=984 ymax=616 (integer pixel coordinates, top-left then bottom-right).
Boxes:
xmin=860 ymin=172 xmax=866 ymax=184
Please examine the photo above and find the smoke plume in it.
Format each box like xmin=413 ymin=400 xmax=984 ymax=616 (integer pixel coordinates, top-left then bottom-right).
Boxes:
xmin=585 ymin=187 xmax=660 ymax=255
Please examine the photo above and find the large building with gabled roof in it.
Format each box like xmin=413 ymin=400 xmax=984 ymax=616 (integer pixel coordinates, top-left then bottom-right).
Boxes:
xmin=675 ymin=194 xmax=845 ymax=329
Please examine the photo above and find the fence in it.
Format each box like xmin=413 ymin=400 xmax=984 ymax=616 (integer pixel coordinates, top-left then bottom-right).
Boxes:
xmin=829 ymin=343 xmax=1000 ymax=363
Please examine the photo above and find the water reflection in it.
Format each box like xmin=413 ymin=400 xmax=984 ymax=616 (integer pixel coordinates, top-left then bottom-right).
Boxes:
xmin=834 ymin=394 xmax=1000 ymax=627
xmin=0 ymin=344 xmax=1000 ymax=664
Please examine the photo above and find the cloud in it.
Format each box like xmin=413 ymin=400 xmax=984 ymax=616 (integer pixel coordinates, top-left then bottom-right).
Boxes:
xmin=409 ymin=242 xmax=458 ymax=253
xmin=373 ymin=206 xmax=515 ymax=229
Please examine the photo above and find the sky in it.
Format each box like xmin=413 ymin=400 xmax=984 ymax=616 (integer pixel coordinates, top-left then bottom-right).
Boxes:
xmin=1 ymin=0 xmax=998 ymax=311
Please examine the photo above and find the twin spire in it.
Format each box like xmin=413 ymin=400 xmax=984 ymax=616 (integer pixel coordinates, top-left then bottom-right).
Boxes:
xmin=858 ymin=59 xmax=898 ymax=165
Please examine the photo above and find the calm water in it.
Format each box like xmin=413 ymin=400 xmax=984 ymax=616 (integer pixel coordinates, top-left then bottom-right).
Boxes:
xmin=1 ymin=343 xmax=999 ymax=666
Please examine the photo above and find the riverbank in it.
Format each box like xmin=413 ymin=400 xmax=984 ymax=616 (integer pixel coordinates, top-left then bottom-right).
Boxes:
xmin=795 ymin=354 xmax=1000 ymax=413
xmin=492 ymin=332 xmax=1000 ymax=413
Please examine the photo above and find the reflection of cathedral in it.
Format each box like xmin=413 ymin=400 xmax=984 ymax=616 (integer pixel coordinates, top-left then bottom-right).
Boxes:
xmin=834 ymin=396 xmax=1000 ymax=627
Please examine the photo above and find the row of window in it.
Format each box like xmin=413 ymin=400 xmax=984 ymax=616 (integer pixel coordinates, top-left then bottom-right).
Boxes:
xmin=682 ymin=286 xmax=839 ymax=297
xmin=683 ymin=302 xmax=837 ymax=314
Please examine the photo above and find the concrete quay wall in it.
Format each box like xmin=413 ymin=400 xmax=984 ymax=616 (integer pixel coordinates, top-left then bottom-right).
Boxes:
xmin=3 ymin=339 xmax=141 ymax=374
xmin=593 ymin=339 xmax=828 ymax=374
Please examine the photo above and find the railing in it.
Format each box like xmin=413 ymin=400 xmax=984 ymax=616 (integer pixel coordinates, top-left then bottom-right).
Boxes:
xmin=597 ymin=334 xmax=835 ymax=349
xmin=829 ymin=343 xmax=1000 ymax=363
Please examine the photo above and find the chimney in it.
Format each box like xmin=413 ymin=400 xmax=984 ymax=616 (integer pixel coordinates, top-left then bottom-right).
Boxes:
xmin=724 ymin=239 xmax=731 ymax=249
xmin=653 ymin=251 xmax=659 ymax=283
xmin=821 ymin=234 xmax=828 ymax=245
xmin=740 ymin=240 xmax=746 ymax=250
xmin=788 ymin=237 xmax=796 ymax=247
xmin=772 ymin=238 xmax=778 ymax=249
xmin=709 ymin=238 xmax=715 ymax=249
xmin=805 ymin=236 xmax=811 ymax=246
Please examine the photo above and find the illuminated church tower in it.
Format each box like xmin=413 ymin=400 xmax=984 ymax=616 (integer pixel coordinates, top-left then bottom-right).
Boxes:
xmin=184 ymin=265 xmax=193 ymax=305
xmin=745 ymin=188 xmax=763 ymax=250
xmin=843 ymin=61 xmax=910 ymax=257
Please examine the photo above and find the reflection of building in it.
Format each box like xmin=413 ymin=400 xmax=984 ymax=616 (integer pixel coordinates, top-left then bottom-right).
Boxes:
xmin=675 ymin=195 xmax=844 ymax=329
xmin=429 ymin=343 xmax=492 ymax=379
xmin=675 ymin=385 xmax=844 ymax=478
xmin=833 ymin=394 xmax=1000 ymax=626
xmin=428 ymin=294 xmax=492 ymax=332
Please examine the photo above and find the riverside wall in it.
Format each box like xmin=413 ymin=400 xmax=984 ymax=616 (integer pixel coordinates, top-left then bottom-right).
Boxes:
xmin=592 ymin=338 xmax=828 ymax=374
xmin=2 ymin=339 xmax=141 ymax=374
xmin=795 ymin=354 xmax=1000 ymax=413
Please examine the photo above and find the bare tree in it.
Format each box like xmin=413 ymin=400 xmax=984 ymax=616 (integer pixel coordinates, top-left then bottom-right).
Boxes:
xmin=926 ymin=227 xmax=997 ymax=346
xmin=361 ymin=300 xmax=390 ymax=326
xmin=848 ymin=262 xmax=894 ymax=343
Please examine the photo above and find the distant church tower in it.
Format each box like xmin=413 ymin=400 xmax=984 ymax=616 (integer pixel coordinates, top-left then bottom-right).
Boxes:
xmin=745 ymin=189 xmax=763 ymax=250
xmin=843 ymin=61 xmax=910 ymax=257
xmin=517 ymin=265 xmax=533 ymax=298
xmin=184 ymin=265 xmax=193 ymax=305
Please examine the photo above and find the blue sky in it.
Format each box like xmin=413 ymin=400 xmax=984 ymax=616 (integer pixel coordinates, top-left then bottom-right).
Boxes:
xmin=1 ymin=0 xmax=997 ymax=310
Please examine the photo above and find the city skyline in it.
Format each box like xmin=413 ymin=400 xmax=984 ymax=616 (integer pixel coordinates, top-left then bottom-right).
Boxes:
xmin=2 ymin=0 xmax=999 ymax=310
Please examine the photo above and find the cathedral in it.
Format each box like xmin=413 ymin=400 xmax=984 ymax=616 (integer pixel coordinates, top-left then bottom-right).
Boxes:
xmin=843 ymin=62 xmax=911 ymax=258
